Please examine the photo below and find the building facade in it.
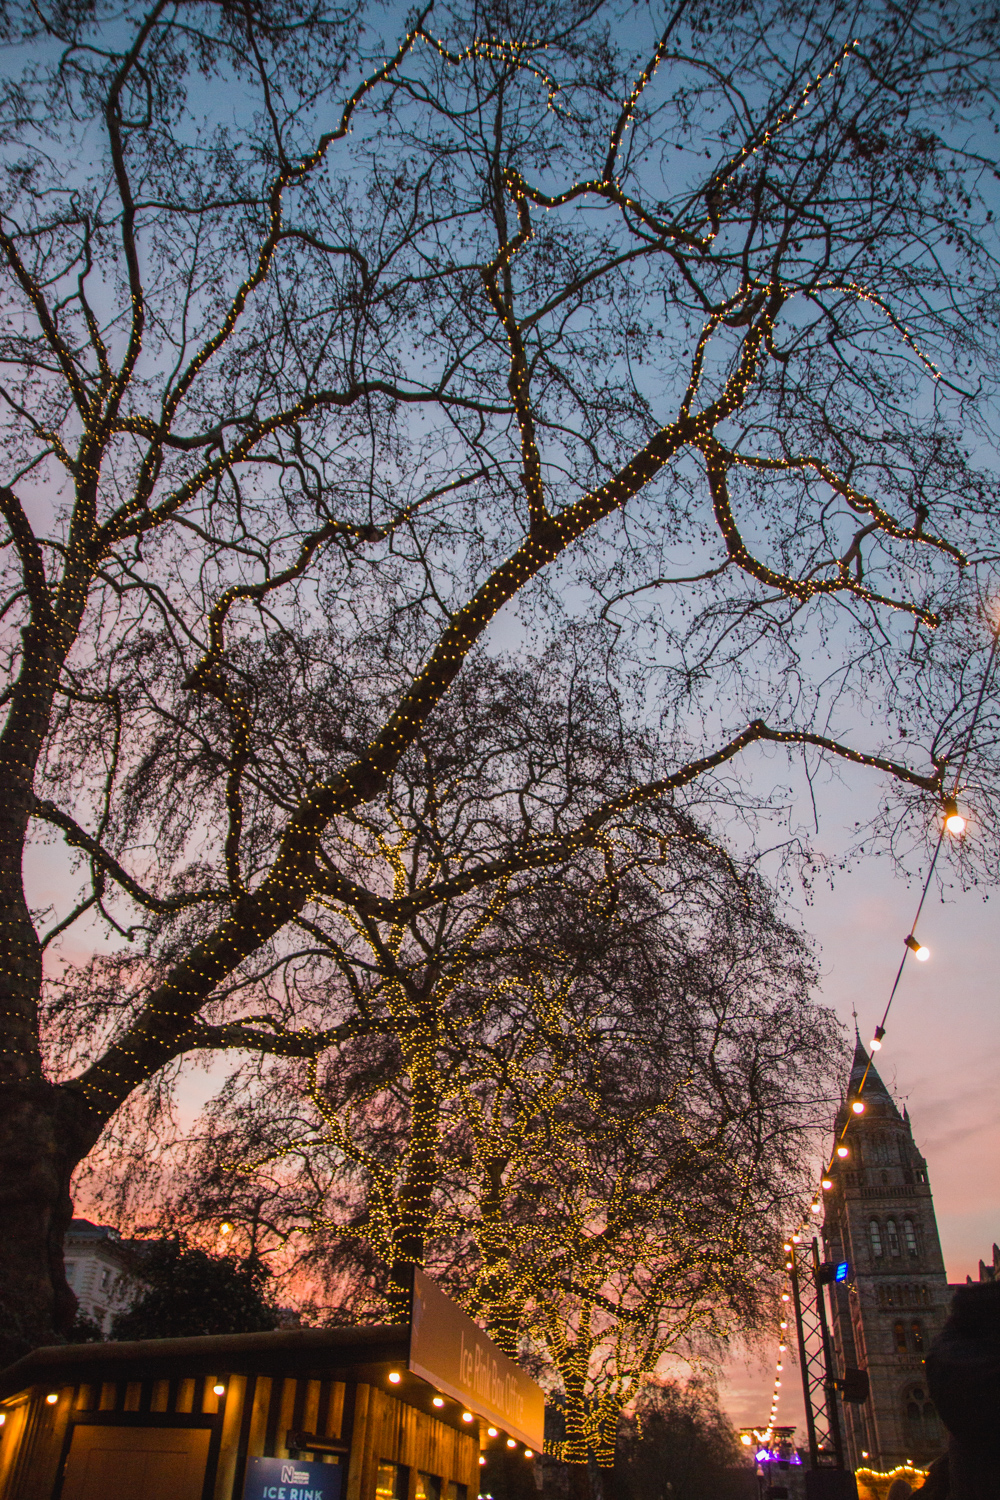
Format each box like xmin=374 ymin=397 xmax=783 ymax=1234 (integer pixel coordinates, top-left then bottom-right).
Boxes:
xmin=821 ymin=1039 xmax=950 ymax=1472
xmin=63 ymin=1219 xmax=136 ymax=1335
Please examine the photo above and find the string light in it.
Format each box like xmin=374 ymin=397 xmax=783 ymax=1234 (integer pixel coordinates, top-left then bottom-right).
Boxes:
xmin=943 ymin=797 xmax=966 ymax=836
xmin=4 ymin=3 xmax=990 ymax=1450
xmin=811 ymin=605 xmax=1000 ymax=1202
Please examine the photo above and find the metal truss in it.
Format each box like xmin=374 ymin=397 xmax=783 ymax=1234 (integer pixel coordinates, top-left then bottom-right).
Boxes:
xmin=789 ymin=1238 xmax=845 ymax=1470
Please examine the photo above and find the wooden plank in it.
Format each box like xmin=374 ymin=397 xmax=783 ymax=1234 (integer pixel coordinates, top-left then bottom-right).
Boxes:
xmin=212 ymin=1374 xmax=246 ymax=1500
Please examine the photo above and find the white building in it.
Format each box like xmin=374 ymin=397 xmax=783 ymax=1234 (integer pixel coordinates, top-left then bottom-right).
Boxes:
xmin=63 ymin=1219 xmax=136 ymax=1335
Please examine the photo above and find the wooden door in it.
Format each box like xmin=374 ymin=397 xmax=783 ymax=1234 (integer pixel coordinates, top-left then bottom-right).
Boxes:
xmin=59 ymin=1423 xmax=211 ymax=1500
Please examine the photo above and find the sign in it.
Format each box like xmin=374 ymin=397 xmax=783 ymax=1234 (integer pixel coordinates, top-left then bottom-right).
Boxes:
xmin=243 ymin=1456 xmax=342 ymax=1500
xmin=408 ymin=1267 xmax=545 ymax=1449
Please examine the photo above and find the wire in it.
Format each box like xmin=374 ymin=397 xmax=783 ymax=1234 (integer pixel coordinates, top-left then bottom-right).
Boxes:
xmin=823 ymin=604 xmax=1000 ymax=1174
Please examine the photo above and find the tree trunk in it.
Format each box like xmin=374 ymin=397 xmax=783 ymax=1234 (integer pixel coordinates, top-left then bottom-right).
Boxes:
xmin=0 ymin=1081 xmax=89 ymax=1367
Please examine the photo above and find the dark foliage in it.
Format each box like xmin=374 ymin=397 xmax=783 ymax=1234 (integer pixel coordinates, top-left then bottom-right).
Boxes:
xmin=111 ymin=1241 xmax=277 ymax=1341
xmin=615 ymin=1379 xmax=753 ymax=1500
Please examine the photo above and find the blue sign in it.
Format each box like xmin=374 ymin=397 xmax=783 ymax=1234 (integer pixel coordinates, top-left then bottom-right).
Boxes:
xmin=834 ymin=1261 xmax=850 ymax=1283
xmin=243 ymin=1456 xmax=343 ymax=1500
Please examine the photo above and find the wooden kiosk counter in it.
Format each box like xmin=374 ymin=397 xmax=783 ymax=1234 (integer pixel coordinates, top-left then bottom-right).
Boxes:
xmin=0 ymin=1270 xmax=545 ymax=1500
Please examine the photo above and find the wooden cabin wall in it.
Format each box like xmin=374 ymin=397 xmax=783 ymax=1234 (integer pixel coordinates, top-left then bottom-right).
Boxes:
xmin=1 ymin=1374 xmax=476 ymax=1500
xmin=348 ymin=1385 xmax=478 ymax=1500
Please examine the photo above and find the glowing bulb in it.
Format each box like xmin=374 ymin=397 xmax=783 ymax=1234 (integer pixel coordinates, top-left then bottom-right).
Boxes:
xmin=488 ymin=1428 xmax=498 ymax=1437
xmin=852 ymin=1101 xmax=865 ymax=1114
xmin=905 ymin=934 xmax=929 ymax=961
xmin=507 ymin=1439 xmax=516 ymax=1448
xmin=791 ymin=1234 xmax=801 ymax=1243
xmin=219 ymin=1221 xmax=233 ymax=1237
xmin=810 ymin=1201 xmax=821 ymax=1213
xmin=837 ymin=1146 xmax=849 ymax=1158
xmin=524 ymin=1451 xmax=533 ymax=1459
xmin=822 ymin=1178 xmax=833 ymax=1190
xmin=781 ymin=1293 xmax=790 ymax=1302
xmin=46 ymin=1393 xmax=58 ymax=1405
xmin=388 ymin=1372 xmax=401 ymax=1385
xmin=462 ymin=1412 xmax=473 ymax=1422
xmin=943 ymin=798 xmax=966 ymax=836
xmin=213 ymin=1383 xmax=225 ymax=1396
xmin=479 ymin=1458 xmax=486 ymax=1467
xmin=870 ymin=1036 xmax=882 ymax=1050
xmin=433 ymin=1397 xmax=444 ymax=1407
xmin=783 ymin=1243 xmax=791 ymax=1252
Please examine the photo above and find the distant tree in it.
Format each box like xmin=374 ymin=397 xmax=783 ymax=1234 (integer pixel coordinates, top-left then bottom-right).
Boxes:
xmin=66 ymin=1311 xmax=104 ymax=1344
xmin=111 ymin=1240 xmax=277 ymax=1341
xmin=615 ymin=1378 xmax=752 ymax=1500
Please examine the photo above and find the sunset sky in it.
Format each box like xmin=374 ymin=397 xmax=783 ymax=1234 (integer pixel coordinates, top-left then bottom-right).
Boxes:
xmin=716 ymin=767 xmax=999 ymax=1434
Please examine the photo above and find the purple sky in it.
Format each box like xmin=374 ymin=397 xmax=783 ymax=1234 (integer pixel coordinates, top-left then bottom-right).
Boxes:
xmin=717 ymin=776 xmax=999 ymax=1433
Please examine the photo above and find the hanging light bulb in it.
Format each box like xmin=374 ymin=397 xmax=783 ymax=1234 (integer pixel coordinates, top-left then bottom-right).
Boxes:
xmin=852 ymin=1101 xmax=865 ymax=1114
xmin=943 ymin=797 xmax=966 ymax=836
xmin=904 ymin=934 xmax=930 ymax=960
xmin=810 ymin=1200 xmax=821 ymax=1213
xmin=822 ymin=1178 xmax=833 ymax=1190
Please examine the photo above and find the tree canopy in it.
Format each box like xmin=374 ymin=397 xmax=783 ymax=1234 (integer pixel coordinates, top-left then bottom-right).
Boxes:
xmin=1 ymin=0 xmax=999 ymax=1362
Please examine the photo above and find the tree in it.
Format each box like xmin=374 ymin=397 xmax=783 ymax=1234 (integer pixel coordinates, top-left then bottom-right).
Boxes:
xmin=111 ymin=1240 xmax=277 ymax=1341
xmin=615 ymin=1378 xmax=751 ymax=1500
xmin=1 ymin=0 xmax=999 ymax=1360
xmin=139 ymin=668 xmax=838 ymax=1490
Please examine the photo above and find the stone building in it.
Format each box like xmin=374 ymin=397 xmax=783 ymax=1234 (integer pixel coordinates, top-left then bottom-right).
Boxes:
xmin=62 ymin=1219 xmax=136 ymax=1335
xmin=821 ymin=1038 xmax=950 ymax=1472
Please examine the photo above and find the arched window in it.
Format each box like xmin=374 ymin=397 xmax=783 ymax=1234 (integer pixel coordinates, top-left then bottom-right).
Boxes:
xmin=869 ymin=1220 xmax=883 ymax=1257
xmin=905 ymin=1386 xmax=935 ymax=1439
xmin=904 ymin=1219 xmax=918 ymax=1256
xmin=887 ymin=1218 xmax=901 ymax=1256
xmin=911 ymin=1321 xmax=924 ymax=1352
xmin=894 ymin=1321 xmax=907 ymax=1354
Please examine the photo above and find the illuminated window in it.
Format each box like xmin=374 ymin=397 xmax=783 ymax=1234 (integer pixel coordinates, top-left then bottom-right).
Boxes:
xmin=377 ymin=1464 xmax=407 ymax=1500
xmin=416 ymin=1474 xmax=442 ymax=1500
xmin=869 ymin=1220 xmax=883 ymax=1258
xmin=904 ymin=1219 xmax=918 ymax=1256
xmin=886 ymin=1219 xmax=901 ymax=1256
xmin=894 ymin=1321 xmax=907 ymax=1354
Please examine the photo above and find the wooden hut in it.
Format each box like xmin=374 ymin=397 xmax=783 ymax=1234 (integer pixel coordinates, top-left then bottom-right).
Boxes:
xmin=0 ymin=1270 xmax=544 ymax=1500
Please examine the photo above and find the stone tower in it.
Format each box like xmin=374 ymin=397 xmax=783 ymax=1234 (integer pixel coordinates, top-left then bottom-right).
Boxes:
xmin=821 ymin=1038 xmax=950 ymax=1472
